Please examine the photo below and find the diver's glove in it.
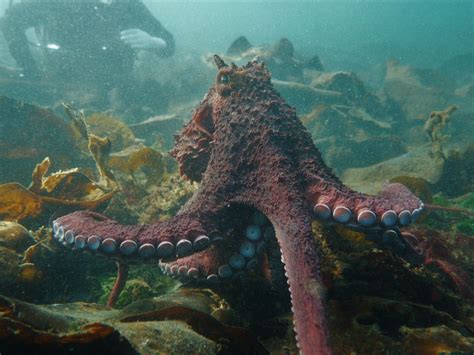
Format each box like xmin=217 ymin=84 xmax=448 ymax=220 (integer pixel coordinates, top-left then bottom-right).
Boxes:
xmin=120 ymin=29 xmax=167 ymax=51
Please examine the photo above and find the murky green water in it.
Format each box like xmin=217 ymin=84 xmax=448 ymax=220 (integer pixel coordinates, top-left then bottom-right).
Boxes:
xmin=0 ymin=1 xmax=473 ymax=354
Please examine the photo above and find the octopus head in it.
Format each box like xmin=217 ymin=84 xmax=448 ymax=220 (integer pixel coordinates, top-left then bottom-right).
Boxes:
xmin=212 ymin=54 xmax=271 ymax=98
xmin=171 ymin=55 xmax=272 ymax=182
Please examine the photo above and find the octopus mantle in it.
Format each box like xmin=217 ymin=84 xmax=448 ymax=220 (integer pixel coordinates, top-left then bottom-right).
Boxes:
xmin=53 ymin=56 xmax=423 ymax=354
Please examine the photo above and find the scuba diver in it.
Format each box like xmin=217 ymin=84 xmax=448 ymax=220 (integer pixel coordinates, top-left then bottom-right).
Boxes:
xmin=0 ymin=0 xmax=175 ymax=113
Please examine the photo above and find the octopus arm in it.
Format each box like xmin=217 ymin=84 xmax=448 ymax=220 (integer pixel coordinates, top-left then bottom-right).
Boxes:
xmin=297 ymin=147 xmax=424 ymax=229
xmin=270 ymin=210 xmax=331 ymax=354
xmin=52 ymin=210 xmax=214 ymax=262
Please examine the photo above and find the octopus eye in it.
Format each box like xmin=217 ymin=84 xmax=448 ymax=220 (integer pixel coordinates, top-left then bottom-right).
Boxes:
xmin=220 ymin=75 xmax=230 ymax=84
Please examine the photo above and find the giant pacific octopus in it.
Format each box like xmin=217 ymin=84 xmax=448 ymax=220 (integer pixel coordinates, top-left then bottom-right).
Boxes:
xmin=52 ymin=56 xmax=424 ymax=354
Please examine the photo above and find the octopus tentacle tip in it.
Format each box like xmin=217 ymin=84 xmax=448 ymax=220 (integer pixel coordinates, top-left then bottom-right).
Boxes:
xmin=240 ymin=241 xmax=256 ymax=258
xmin=156 ymin=241 xmax=174 ymax=257
xmin=74 ymin=235 xmax=87 ymax=250
xmin=381 ymin=210 xmax=397 ymax=227
xmin=87 ymin=235 xmax=101 ymax=251
xmin=333 ymin=206 xmax=352 ymax=224
xmin=101 ymin=238 xmax=117 ymax=254
xmin=357 ymin=210 xmax=377 ymax=227
xmin=138 ymin=243 xmax=155 ymax=258
xmin=398 ymin=210 xmax=412 ymax=226
xmin=313 ymin=203 xmax=331 ymax=220
xmin=229 ymin=254 xmax=246 ymax=270
xmin=176 ymin=239 xmax=193 ymax=257
xmin=64 ymin=230 xmax=75 ymax=245
xmin=218 ymin=264 xmax=233 ymax=278
xmin=119 ymin=240 xmax=138 ymax=255
xmin=245 ymin=225 xmax=262 ymax=241
xmin=193 ymin=235 xmax=210 ymax=251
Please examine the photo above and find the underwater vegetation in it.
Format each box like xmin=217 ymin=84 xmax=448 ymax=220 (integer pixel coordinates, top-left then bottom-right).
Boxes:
xmin=0 ymin=157 xmax=116 ymax=227
xmin=0 ymin=103 xmax=123 ymax=228
xmin=0 ymin=36 xmax=472 ymax=354
xmin=49 ymin=56 xmax=471 ymax=354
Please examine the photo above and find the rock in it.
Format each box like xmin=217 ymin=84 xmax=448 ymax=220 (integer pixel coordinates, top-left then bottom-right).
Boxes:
xmin=114 ymin=320 xmax=218 ymax=355
xmin=216 ymin=37 xmax=323 ymax=83
xmin=341 ymin=146 xmax=444 ymax=195
xmin=226 ymin=36 xmax=253 ymax=56
xmin=312 ymin=71 xmax=369 ymax=102
xmin=341 ymin=143 xmax=474 ymax=197
xmin=0 ymin=96 xmax=80 ymax=185
xmin=317 ymin=135 xmax=405 ymax=173
xmin=312 ymin=71 xmax=401 ymax=122
xmin=318 ymin=218 xmax=474 ymax=354
xmin=437 ymin=143 xmax=474 ymax=197
xmin=383 ymin=59 xmax=454 ymax=120
xmin=0 ymin=289 xmax=267 ymax=355
xmin=0 ymin=221 xmax=35 ymax=253
xmin=0 ymin=246 xmax=20 ymax=288
xmin=438 ymin=52 xmax=474 ymax=86
xmin=303 ymin=102 xmax=404 ymax=172
xmin=128 ymin=103 xmax=195 ymax=149
xmin=401 ymin=325 xmax=474 ymax=353
xmin=273 ymin=80 xmax=341 ymax=114
xmin=305 ymin=55 xmax=324 ymax=71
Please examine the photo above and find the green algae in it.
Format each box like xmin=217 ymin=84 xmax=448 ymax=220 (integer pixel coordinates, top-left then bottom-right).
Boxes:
xmin=424 ymin=193 xmax=474 ymax=235
xmin=98 ymin=265 xmax=181 ymax=308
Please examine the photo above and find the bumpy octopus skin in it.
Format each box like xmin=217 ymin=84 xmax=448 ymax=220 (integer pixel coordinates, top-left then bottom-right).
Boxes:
xmin=53 ymin=56 xmax=423 ymax=354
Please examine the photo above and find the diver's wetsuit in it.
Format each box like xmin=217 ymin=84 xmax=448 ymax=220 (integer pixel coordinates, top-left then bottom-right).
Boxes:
xmin=1 ymin=0 xmax=175 ymax=85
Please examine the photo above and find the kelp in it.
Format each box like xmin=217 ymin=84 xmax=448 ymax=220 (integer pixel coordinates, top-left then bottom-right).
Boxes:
xmin=329 ymin=297 xmax=474 ymax=354
xmin=309 ymin=203 xmax=474 ymax=354
xmin=63 ymin=104 xmax=118 ymax=190
xmin=119 ymin=306 xmax=268 ymax=354
xmin=109 ymin=144 xmax=165 ymax=184
xmin=0 ymin=103 xmax=124 ymax=226
xmin=422 ymin=104 xmax=458 ymax=160
xmin=0 ymin=180 xmax=114 ymax=226
xmin=0 ymin=222 xmax=43 ymax=287
xmin=0 ymin=288 xmax=267 ymax=355
xmin=82 ymin=112 xmax=136 ymax=152
xmin=0 ymin=155 xmax=116 ymax=226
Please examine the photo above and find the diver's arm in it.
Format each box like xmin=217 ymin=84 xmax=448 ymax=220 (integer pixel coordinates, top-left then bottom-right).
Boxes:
xmin=123 ymin=0 xmax=175 ymax=57
xmin=0 ymin=1 xmax=46 ymax=76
